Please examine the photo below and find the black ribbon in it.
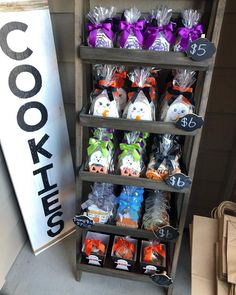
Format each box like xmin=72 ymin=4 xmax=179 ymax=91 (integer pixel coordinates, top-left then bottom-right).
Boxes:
xmin=167 ymin=87 xmax=194 ymax=106
xmin=154 ymin=154 xmax=176 ymax=170
xmin=130 ymin=86 xmax=152 ymax=103
xmin=95 ymin=85 xmax=118 ymax=101
xmin=154 ymin=142 xmax=181 ymax=171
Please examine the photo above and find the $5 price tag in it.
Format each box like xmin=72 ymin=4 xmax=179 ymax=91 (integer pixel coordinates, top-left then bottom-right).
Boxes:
xmin=186 ymin=38 xmax=216 ymax=61
xmin=176 ymin=114 xmax=204 ymax=132
xmin=166 ymin=173 xmax=192 ymax=189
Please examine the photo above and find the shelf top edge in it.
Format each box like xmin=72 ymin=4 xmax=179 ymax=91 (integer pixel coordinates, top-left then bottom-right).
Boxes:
xmin=78 ymin=45 xmax=211 ymax=71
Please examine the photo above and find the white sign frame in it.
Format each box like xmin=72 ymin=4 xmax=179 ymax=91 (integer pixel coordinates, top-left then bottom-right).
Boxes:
xmin=0 ymin=1 xmax=75 ymax=254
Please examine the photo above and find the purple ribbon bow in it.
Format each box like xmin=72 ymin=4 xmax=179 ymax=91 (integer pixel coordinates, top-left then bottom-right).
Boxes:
xmin=178 ymin=24 xmax=203 ymax=50
xmin=144 ymin=23 xmax=175 ymax=49
xmin=87 ymin=22 xmax=114 ymax=48
xmin=118 ymin=20 xmax=146 ymax=48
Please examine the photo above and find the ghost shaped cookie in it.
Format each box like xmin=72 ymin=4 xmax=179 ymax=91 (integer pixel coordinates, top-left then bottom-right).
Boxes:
xmin=88 ymin=150 xmax=110 ymax=174
xmin=92 ymin=93 xmax=119 ymax=118
xmin=162 ymin=96 xmax=193 ymax=122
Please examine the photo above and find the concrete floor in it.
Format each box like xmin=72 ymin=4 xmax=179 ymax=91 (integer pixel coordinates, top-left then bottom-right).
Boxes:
xmin=1 ymin=232 xmax=190 ymax=295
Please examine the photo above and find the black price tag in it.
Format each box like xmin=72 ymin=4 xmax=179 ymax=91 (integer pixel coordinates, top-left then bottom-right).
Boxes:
xmin=151 ymin=273 xmax=173 ymax=287
xmin=186 ymin=38 xmax=216 ymax=61
xmin=155 ymin=225 xmax=179 ymax=241
xmin=166 ymin=173 xmax=192 ymax=189
xmin=73 ymin=215 xmax=94 ymax=229
xmin=176 ymin=114 xmax=204 ymax=132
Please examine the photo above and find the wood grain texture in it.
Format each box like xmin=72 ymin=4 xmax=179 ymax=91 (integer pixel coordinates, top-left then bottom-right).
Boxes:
xmin=51 ymin=13 xmax=74 ymax=62
xmin=194 ymin=150 xmax=230 ymax=182
xmin=79 ymin=170 xmax=191 ymax=193
xmin=58 ymin=62 xmax=75 ymax=104
xmin=90 ymin=0 xmax=211 ymax=13
xmin=87 ymin=223 xmax=177 ymax=241
xmin=79 ymin=46 xmax=211 ymax=71
xmin=48 ymin=0 xmax=74 ymax=13
xmin=0 ymin=1 xmax=48 ymax=11
xmin=207 ymin=68 xmax=236 ymax=114
xmin=79 ymin=106 xmax=200 ymax=136
xmin=200 ymin=114 xmax=236 ymax=152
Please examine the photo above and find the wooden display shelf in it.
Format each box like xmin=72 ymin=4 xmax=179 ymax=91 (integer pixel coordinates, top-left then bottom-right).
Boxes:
xmin=77 ymin=253 xmax=170 ymax=287
xmin=79 ymin=106 xmax=199 ymax=136
xmin=79 ymin=46 xmax=212 ymax=71
xmin=79 ymin=169 xmax=191 ymax=193
xmin=82 ymin=223 xmax=178 ymax=242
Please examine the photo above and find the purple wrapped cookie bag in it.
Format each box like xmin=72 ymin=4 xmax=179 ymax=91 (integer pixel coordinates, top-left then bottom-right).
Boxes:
xmin=144 ymin=6 xmax=175 ymax=51
xmin=118 ymin=7 xmax=145 ymax=49
xmin=87 ymin=6 xmax=117 ymax=48
xmin=174 ymin=9 xmax=204 ymax=52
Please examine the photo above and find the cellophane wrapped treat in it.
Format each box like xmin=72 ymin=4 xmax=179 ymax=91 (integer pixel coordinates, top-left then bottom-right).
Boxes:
xmin=118 ymin=132 xmax=146 ymax=177
xmin=112 ymin=236 xmax=136 ymax=260
xmin=142 ymin=190 xmax=170 ymax=230
xmin=114 ymin=66 xmax=127 ymax=112
xmin=144 ymin=6 xmax=175 ymax=51
xmin=146 ymin=134 xmax=181 ymax=181
xmin=86 ymin=128 xmax=114 ymax=174
xmin=90 ymin=65 xmax=120 ymax=118
xmin=174 ymin=9 xmax=203 ymax=52
xmin=160 ymin=69 xmax=196 ymax=122
xmin=123 ymin=68 xmax=156 ymax=121
xmin=118 ymin=7 xmax=145 ymax=49
xmin=81 ymin=183 xmax=116 ymax=224
xmin=87 ymin=6 xmax=117 ymax=48
xmin=116 ymin=186 xmax=144 ymax=228
xmin=142 ymin=241 xmax=166 ymax=267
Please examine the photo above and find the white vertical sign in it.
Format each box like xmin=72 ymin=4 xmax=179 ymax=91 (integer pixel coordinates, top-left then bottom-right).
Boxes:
xmin=0 ymin=1 xmax=75 ymax=254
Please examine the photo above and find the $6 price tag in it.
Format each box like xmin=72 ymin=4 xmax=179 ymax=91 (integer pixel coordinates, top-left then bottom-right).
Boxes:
xmin=169 ymin=175 xmax=185 ymax=188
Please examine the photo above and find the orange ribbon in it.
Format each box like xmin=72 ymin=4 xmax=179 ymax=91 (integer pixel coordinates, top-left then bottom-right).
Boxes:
xmin=165 ymin=85 xmax=193 ymax=105
xmin=84 ymin=239 xmax=105 ymax=256
xmin=112 ymin=237 xmax=135 ymax=254
xmin=143 ymin=243 xmax=166 ymax=263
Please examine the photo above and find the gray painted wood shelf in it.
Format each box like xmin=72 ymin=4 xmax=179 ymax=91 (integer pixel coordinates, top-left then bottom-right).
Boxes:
xmin=75 ymin=0 xmax=227 ymax=293
xmin=79 ymin=45 xmax=212 ymax=70
xmin=77 ymin=260 xmax=169 ymax=285
xmin=79 ymin=170 xmax=191 ymax=193
xmin=83 ymin=223 xmax=177 ymax=242
xmin=79 ymin=106 xmax=199 ymax=136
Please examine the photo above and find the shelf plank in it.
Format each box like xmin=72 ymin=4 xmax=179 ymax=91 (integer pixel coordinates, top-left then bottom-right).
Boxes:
xmin=79 ymin=45 xmax=211 ymax=71
xmin=78 ymin=261 xmax=169 ymax=286
xmin=79 ymin=170 xmax=191 ymax=193
xmin=79 ymin=107 xmax=199 ymax=136
xmin=84 ymin=223 xmax=176 ymax=242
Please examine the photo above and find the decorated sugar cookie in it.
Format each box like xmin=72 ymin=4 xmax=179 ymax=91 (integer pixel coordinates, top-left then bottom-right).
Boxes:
xmin=160 ymin=69 xmax=196 ymax=122
xmin=93 ymin=93 xmax=119 ymax=118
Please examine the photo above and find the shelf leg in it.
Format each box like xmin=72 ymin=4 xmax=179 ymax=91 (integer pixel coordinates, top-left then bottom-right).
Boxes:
xmin=167 ymin=285 xmax=173 ymax=295
xmin=76 ymin=269 xmax=82 ymax=281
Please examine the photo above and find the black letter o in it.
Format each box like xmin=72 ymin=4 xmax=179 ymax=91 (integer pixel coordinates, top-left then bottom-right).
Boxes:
xmin=9 ymin=65 xmax=42 ymax=98
xmin=17 ymin=102 xmax=48 ymax=132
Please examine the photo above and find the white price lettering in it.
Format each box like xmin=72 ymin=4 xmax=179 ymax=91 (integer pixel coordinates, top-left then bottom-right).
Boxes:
xmin=169 ymin=176 xmax=185 ymax=188
xmin=190 ymin=43 xmax=207 ymax=57
xmin=158 ymin=229 xmax=173 ymax=239
xmin=181 ymin=117 xmax=197 ymax=129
